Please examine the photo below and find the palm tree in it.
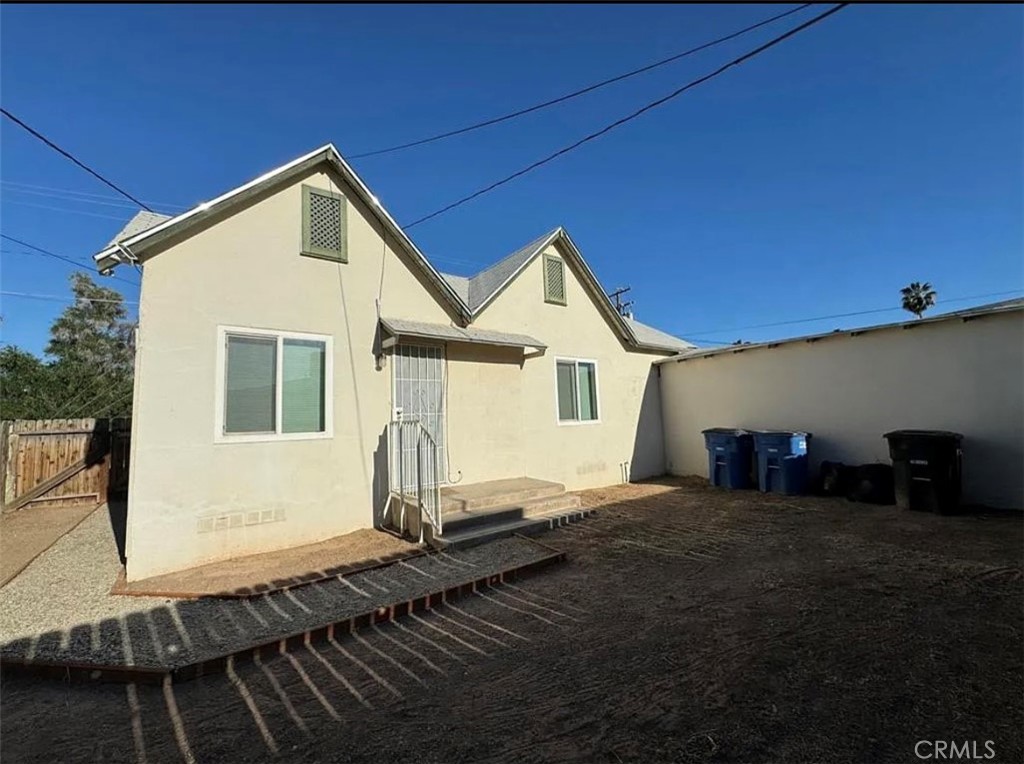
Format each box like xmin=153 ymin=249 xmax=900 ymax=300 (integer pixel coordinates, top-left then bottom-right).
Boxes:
xmin=901 ymin=282 xmax=937 ymax=319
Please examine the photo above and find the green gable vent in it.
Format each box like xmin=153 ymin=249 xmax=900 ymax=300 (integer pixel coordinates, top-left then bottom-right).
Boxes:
xmin=302 ymin=184 xmax=347 ymax=262
xmin=543 ymin=254 xmax=566 ymax=305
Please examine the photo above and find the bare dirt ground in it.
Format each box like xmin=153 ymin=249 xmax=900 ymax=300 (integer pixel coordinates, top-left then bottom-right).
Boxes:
xmin=114 ymin=527 xmax=422 ymax=597
xmin=0 ymin=502 xmax=98 ymax=587
xmin=3 ymin=478 xmax=1022 ymax=763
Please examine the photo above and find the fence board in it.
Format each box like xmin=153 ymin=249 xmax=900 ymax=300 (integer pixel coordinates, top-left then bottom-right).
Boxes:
xmin=1 ymin=418 xmax=131 ymax=511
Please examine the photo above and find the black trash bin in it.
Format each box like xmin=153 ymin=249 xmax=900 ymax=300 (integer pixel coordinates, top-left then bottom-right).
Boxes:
xmin=883 ymin=430 xmax=963 ymax=514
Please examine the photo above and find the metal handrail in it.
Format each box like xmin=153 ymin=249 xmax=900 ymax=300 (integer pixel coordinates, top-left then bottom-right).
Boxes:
xmin=387 ymin=415 xmax=442 ymax=541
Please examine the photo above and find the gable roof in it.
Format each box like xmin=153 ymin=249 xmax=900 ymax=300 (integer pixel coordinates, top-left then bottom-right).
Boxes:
xmin=440 ymin=227 xmax=693 ymax=353
xmin=438 ymin=229 xmax=559 ymax=313
xmin=93 ymin=144 xmax=472 ymax=321
xmin=93 ymin=144 xmax=690 ymax=354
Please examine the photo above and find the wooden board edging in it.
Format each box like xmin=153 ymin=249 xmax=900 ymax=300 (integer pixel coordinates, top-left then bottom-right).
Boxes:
xmin=2 ymin=543 xmax=567 ymax=685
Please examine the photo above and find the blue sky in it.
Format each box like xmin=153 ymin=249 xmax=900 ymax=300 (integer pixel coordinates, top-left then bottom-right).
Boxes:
xmin=1 ymin=3 xmax=1021 ymax=355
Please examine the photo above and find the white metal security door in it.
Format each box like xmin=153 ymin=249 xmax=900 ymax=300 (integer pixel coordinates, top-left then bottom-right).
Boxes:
xmin=393 ymin=344 xmax=447 ymax=484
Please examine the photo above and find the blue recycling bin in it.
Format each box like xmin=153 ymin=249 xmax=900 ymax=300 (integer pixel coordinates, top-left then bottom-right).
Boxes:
xmin=751 ymin=431 xmax=812 ymax=495
xmin=702 ymin=428 xmax=754 ymax=489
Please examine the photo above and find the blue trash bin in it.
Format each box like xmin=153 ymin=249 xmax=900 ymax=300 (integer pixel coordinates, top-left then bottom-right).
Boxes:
xmin=750 ymin=431 xmax=812 ymax=495
xmin=702 ymin=429 xmax=754 ymax=489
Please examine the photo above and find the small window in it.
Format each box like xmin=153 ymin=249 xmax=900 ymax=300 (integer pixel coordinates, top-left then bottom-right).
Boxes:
xmin=220 ymin=327 xmax=331 ymax=441
xmin=301 ymin=184 xmax=347 ymax=262
xmin=543 ymin=254 xmax=566 ymax=305
xmin=556 ymin=359 xmax=599 ymax=423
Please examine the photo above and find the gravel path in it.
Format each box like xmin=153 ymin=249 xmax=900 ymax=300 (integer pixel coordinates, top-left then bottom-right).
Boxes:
xmin=0 ymin=509 xmax=553 ymax=670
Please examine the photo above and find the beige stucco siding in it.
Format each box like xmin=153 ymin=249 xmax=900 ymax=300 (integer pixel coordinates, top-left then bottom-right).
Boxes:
xmin=127 ymin=168 xmax=458 ymax=580
xmin=465 ymin=242 xmax=670 ymax=490
xmin=659 ymin=311 xmax=1024 ymax=509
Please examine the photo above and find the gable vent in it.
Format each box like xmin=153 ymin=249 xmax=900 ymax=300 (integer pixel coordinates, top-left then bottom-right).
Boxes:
xmin=543 ymin=254 xmax=566 ymax=305
xmin=302 ymin=184 xmax=347 ymax=262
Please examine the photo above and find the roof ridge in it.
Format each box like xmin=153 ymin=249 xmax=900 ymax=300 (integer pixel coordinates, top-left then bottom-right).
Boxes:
xmin=471 ymin=227 xmax=560 ymax=280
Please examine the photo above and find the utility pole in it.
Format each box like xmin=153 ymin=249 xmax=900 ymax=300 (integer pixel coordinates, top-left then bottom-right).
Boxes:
xmin=608 ymin=286 xmax=634 ymax=318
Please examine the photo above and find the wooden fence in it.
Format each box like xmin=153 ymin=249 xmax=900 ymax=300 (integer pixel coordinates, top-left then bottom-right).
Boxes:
xmin=0 ymin=418 xmax=131 ymax=513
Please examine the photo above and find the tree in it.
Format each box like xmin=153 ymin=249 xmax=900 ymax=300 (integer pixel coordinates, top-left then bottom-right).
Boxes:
xmin=0 ymin=346 xmax=62 ymax=419
xmin=0 ymin=273 xmax=136 ymax=420
xmin=901 ymin=281 xmax=937 ymax=319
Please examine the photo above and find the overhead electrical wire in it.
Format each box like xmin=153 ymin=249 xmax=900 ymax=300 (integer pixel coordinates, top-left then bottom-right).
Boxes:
xmin=0 ymin=107 xmax=154 ymax=211
xmin=349 ymin=3 xmax=813 ymax=159
xmin=0 ymin=233 xmax=140 ymax=287
xmin=403 ymin=3 xmax=849 ymax=229
xmin=1 ymin=180 xmax=186 ymax=212
xmin=676 ymin=289 xmax=1024 ymax=341
xmin=0 ymin=290 xmax=139 ymax=304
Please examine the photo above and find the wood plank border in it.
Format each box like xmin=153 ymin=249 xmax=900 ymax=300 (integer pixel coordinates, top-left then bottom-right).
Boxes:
xmin=1 ymin=543 xmax=568 ymax=685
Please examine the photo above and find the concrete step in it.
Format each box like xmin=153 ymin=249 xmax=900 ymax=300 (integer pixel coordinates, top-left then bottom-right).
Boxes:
xmin=440 ymin=477 xmax=566 ymax=514
xmin=441 ymin=493 xmax=582 ymax=536
xmin=437 ymin=507 xmax=595 ymax=551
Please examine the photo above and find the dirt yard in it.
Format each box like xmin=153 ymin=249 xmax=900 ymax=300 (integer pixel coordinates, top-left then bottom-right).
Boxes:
xmin=0 ymin=502 xmax=98 ymax=587
xmin=2 ymin=478 xmax=1022 ymax=763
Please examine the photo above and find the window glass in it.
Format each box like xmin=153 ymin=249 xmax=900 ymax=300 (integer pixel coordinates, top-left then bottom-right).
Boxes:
xmin=225 ymin=336 xmax=276 ymax=433
xmin=556 ymin=361 xmax=578 ymax=421
xmin=578 ymin=362 xmax=598 ymax=421
xmin=282 ymin=339 xmax=326 ymax=433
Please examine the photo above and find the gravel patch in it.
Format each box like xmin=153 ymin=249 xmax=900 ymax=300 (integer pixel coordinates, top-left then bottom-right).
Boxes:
xmin=0 ymin=509 xmax=555 ymax=670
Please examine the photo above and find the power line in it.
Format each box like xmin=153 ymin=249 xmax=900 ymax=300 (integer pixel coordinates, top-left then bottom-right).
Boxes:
xmin=3 ymin=198 xmax=137 ymax=221
xmin=0 ymin=107 xmax=154 ymax=212
xmin=404 ymin=3 xmax=848 ymax=229
xmin=678 ymin=289 xmax=1024 ymax=339
xmin=1 ymin=182 xmax=186 ymax=212
xmin=1 ymin=179 xmax=187 ymax=210
xmin=0 ymin=233 xmax=140 ymax=287
xmin=0 ymin=290 xmax=138 ymax=305
xmin=350 ymin=4 xmax=813 ymax=160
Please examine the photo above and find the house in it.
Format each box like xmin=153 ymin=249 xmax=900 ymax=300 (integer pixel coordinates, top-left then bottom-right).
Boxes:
xmin=93 ymin=144 xmax=692 ymax=581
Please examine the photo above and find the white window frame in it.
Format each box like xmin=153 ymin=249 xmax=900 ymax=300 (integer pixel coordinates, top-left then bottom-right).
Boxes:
xmin=553 ymin=356 xmax=601 ymax=426
xmin=214 ymin=325 xmax=334 ymax=444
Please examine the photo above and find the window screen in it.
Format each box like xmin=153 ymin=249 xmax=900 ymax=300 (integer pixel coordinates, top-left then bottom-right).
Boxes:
xmin=225 ymin=336 xmax=277 ymax=433
xmin=544 ymin=255 xmax=566 ymax=305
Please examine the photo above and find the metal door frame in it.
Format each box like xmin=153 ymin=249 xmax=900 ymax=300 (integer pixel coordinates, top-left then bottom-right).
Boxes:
xmin=390 ymin=342 xmax=448 ymax=485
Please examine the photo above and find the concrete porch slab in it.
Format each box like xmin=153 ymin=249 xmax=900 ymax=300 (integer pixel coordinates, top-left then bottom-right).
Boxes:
xmin=441 ymin=477 xmax=566 ymax=513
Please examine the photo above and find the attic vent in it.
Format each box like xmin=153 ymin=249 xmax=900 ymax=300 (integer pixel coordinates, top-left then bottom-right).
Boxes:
xmin=301 ymin=184 xmax=347 ymax=262
xmin=543 ymin=254 xmax=566 ymax=306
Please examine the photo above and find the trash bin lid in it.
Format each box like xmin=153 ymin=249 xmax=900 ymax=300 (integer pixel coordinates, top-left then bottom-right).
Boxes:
xmin=701 ymin=428 xmax=748 ymax=436
xmin=749 ymin=430 xmax=812 ymax=439
xmin=884 ymin=430 xmax=963 ymax=441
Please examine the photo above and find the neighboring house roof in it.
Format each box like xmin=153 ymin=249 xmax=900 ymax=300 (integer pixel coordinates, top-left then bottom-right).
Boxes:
xmin=93 ymin=144 xmax=690 ymax=354
xmin=105 ymin=211 xmax=172 ymax=248
xmin=380 ymin=317 xmax=545 ymax=350
xmin=624 ymin=317 xmax=694 ymax=353
xmin=657 ymin=298 xmax=1024 ymax=365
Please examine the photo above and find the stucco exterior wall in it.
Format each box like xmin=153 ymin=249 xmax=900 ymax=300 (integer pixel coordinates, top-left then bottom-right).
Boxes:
xmin=127 ymin=169 xmax=672 ymax=580
xmin=660 ymin=311 xmax=1024 ymax=509
xmin=466 ymin=241 xmax=670 ymax=490
xmin=127 ymin=168 xmax=458 ymax=580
